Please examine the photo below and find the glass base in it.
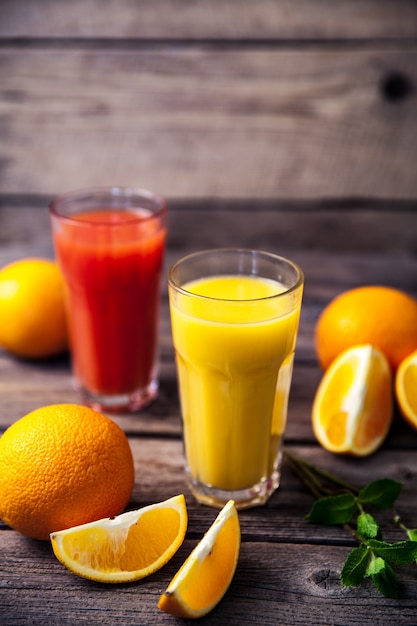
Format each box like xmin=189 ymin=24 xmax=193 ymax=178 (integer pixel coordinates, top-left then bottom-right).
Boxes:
xmin=74 ymin=378 xmax=159 ymax=413
xmin=186 ymin=468 xmax=281 ymax=510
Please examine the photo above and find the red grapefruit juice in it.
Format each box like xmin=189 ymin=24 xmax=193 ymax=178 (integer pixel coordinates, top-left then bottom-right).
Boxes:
xmin=50 ymin=190 xmax=167 ymax=411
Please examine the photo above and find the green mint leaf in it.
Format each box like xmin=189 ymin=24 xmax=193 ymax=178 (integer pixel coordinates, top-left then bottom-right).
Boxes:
xmin=367 ymin=539 xmax=417 ymax=565
xmin=407 ymin=528 xmax=417 ymax=542
xmin=306 ymin=493 xmax=357 ymax=525
xmin=366 ymin=554 xmax=386 ymax=577
xmin=340 ymin=546 xmax=369 ymax=587
xmin=357 ymin=513 xmax=381 ymax=541
xmin=358 ymin=479 xmax=403 ymax=510
xmin=366 ymin=557 xmax=398 ymax=598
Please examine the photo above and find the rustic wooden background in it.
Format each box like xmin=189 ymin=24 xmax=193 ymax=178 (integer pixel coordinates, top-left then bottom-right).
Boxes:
xmin=1 ymin=0 xmax=416 ymax=331
xmin=1 ymin=0 xmax=417 ymax=201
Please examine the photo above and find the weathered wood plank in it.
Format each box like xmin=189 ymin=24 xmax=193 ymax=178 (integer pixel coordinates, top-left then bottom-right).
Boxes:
xmin=125 ymin=441 xmax=417 ymax=540
xmin=1 ymin=203 xmax=416 ymax=447
xmin=2 ymin=202 xmax=417 ymax=257
xmin=1 ymin=47 xmax=416 ymax=199
xmin=1 ymin=0 xmax=417 ymax=40
xmin=2 ymin=205 xmax=417 ymax=323
xmin=0 ymin=538 xmax=416 ymax=625
xmin=2 ymin=436 xmax=417 ymax=626
xmin=1 ymin=536 xmax=416 ymax=625
xmin=1 ymin=441 xmax=417 ymax=543
xmin=1 ymin=349 xmax=416 ymax=452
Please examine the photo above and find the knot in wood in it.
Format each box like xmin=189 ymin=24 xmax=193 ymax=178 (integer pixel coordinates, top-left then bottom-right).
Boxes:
xmin=380 ymin=72 xmax=413 ymax=103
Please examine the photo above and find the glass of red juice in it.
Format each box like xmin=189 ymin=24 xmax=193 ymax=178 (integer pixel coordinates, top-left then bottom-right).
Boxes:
xmin=49 ymin=187 xmax=168 ymax=412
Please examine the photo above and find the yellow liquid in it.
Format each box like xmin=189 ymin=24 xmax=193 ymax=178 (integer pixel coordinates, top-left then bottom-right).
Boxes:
xmin=170 ymin=275 xmax=302 ymax=492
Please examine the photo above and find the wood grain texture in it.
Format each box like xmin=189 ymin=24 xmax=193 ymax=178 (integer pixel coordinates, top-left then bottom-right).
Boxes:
xmin=1 ymin=202 xmax=416 ymax=436
xmin=1 ymin=0 xmax=417 ymax=39
xmin=1 ymin=537 xmax=416 ymax=625
xmin=1 ymin=442 xmax=417 ymax=625
xmin=1 ymin=45 xmax=416 ymax=199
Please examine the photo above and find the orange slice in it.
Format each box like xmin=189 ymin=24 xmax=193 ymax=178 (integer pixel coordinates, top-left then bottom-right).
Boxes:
xmin=50 ymin=495 xmax=187 ymax=583
xmin=395 ymin=348 xmax=417 ymax=430
xmin=158 ymin=499 xmax=240 ymax=618
xmin=312 ymin=344 xmax=393 ymax=456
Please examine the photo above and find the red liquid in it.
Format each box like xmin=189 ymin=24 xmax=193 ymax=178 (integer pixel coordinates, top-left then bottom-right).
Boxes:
xmin=53 ymin=209 xmax=166 ymax=397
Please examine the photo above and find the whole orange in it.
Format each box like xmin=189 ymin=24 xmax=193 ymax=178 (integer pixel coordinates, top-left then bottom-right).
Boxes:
xmin=315 ymin=286 xmax=417 ymax=372
xmin=0 ymin=404 xmax=135 ymax=540
xmin=0 ymin=258 xmax=68 ymax=359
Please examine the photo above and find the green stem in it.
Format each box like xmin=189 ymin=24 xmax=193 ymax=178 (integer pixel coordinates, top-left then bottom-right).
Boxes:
xmin=356 ymin=500 xmax=365 ymax=516
xmin=283 ymin=448 xmax=360 ymax=495
xmin=284 ymin=452 xmax=324 ymax=500
xmin=393 ymin=510 xmax=414 ymax=539
xmin=302 ymin=463 xmax=333 ymax=497
xmin=343 ymin=522 xmax=362 ymax=544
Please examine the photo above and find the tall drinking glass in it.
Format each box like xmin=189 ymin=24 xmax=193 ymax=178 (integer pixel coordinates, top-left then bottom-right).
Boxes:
xmin=168 ymin=249 xmax=303 ymax=509
xmin=50 ymin=187 xmax=167 ymax=412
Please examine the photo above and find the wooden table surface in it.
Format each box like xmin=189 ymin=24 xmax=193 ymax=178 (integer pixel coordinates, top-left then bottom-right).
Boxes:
xmin=1 ymin=2 xmax=417 ymax=624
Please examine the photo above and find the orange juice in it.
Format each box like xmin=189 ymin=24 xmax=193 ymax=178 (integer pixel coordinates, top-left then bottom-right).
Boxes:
xmin=169 ymin=274 xmax=302 ymax=496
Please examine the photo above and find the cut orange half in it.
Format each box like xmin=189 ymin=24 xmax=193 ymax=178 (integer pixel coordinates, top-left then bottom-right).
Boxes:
xmin=395 ymin=348 xmax=417 ymax=431
xmin=312 ymin=344 xmax=393 ymax=456
xmin=158 ymin=499 xmax=240 ymax=619
xmin=50 ymin=494 xmax=187 ymax=583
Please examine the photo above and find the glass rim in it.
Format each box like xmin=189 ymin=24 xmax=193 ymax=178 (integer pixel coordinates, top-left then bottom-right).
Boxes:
xmin=49 ymin=185 xmax=168 ymax=226
xmin=168 ymin=248 xmax=304 ymax=303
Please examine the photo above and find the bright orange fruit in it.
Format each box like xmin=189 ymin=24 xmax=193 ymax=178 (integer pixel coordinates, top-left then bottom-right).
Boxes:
xmin=51 ymin=495 xmax=187 ymax=583
xmin=158 ymin=500 xmax=240 ymax=619
xmin=395 ymin=349 xmax=417 ymax=431
xmin=0 ymin=404 xmax=134 ymax=540
xmin=315 ymin=286 xmax=417 ymax=371
xmin=312 ymin=345 xmax=393 ymax=456
xmin=0 ymin=258 xmax=68 ymax=358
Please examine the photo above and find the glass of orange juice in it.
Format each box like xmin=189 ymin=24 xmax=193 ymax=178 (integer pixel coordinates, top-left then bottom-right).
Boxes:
xmin=50 ymin=187 xmax=167 ymax=413
xmin=168 ymin=249 xmax=303 ymax=509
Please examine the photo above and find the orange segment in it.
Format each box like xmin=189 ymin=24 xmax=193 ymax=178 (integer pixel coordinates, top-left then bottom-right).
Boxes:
xmin=395 ymin=349 xmax=417 ymax=430
xmin=158 ymin=499 xmax=240 ymax=619
xmin=312 ymin=344 xmax=393 ymax=456
xmin=50 ymin=495 xmax=187 ymax=583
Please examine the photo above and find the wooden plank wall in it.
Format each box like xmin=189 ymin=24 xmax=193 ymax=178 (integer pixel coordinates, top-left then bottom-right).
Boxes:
xmin=0 ymin=0 xmax=416 ymax=201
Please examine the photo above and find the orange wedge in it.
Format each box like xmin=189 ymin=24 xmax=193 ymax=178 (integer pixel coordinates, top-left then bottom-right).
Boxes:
xmin=312 ymin=344 xmax=393 ymax=456
xmin=395 ymin=348 xmax=417 ymax=431
xmin=158 ymin=499 xmax=240 ymax=618
xmin=50 ymin=495 xmax=187 ymax=583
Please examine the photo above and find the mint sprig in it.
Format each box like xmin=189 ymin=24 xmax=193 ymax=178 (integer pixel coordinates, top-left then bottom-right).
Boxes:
xmin=358 ymin=478 xmax=403 ymax=510
xmin=284 ymin=449 xmax=417 ymax=598
xmin=306 ymin=493 xmax=357 ymax=525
